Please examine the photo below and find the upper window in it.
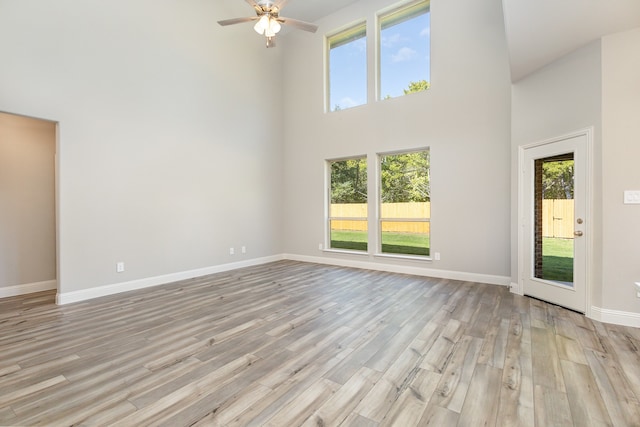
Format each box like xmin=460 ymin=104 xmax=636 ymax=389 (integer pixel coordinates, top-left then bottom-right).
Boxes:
xmin=328 ymin=157 xmax=368 ymax=252
xmin=379 ymin=1 xmax=431 ymax=100
xmin=327 ymin=23 xmax=367 ymax=112
xmin=379 ymin=149 xmax=430 ymax=257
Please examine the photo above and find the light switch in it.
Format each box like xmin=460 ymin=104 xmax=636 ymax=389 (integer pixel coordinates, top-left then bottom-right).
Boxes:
xmin=624 ymin=190 xmax=640 ymax=204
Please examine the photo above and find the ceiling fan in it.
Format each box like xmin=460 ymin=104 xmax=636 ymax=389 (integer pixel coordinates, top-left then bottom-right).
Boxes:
xmin=218 ymin=0 xmax=318 ymax=48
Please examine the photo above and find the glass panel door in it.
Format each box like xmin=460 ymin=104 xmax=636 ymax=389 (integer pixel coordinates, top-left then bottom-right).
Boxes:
xmin=534 ymin=154 xmax=575 ymax=286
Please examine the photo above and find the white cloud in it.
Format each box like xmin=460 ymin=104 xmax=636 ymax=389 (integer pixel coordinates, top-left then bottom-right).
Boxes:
xmin=339 ymin=97 xmax=359 ymax=108
xmin=353 ymin=37 xmax=367 ymax=52
xmin=382 ymin=33 xmax=402 ymax=47
xmin=420 ymin=27 xmax=430 ymax=37
xmin=392 ymin=47 xmax=417 ymax=63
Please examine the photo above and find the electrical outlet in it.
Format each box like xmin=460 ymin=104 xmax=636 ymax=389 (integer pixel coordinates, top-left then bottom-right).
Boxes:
xmin=116 ymin=262 xmax=125 ymax=273
xmin=318 ymin=243 xmax=323 ymax=250
xmin=434 ymin=252 xmax=441 ymax=261
xmin=229 ymin=247 xmax=235 ymax=255
xmin=624 ymin=190 xmax=640 ymax=204
xmin=635 ymin=282 xmax=640 ymax=298
xmin=241 ymin=246 xmax=246 ymax=254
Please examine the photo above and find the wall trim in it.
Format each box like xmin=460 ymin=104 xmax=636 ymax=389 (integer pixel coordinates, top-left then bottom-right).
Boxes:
xmin=56 ymin=253 xmax=510 ymax=305
xmin=56 ymin=255 xmax=285 ymax=305
xmin=590 ymin=306 xmax=640 ymax=328
xmin=283 ymin=254 xmax=511 ymax=286
xmin=0 ymin=279 xmax=57 ymax=298
xmin=510 ymin=282 xmax=523 ymax=295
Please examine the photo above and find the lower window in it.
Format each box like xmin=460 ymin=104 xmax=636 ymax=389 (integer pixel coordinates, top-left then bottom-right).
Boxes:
xmin=328 ymin=157 xmax=368 ymax=252
xmin=379 ymin=149 xmax=431 ymax=257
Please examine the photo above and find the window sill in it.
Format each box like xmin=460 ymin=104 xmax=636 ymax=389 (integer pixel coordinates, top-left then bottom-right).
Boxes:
xmin=374 ymin=253 xmax=432 ymax=262
xmin=323 ymin=248 xmax=370 ymax=256
xmin=322 ymin=249 xmax=432 ymax=262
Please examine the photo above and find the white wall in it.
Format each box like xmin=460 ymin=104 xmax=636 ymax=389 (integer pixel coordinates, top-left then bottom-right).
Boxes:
xmin=510 ymin=41 xmax=603 ymax=306
xmin=0 ymin=0 xmax=284 ymax=296
xmin=0 ymin=113 xmax=56 ymax=292
xmin=601 ymin=28 xmax=640 ymax=314
xmin=512 ymin=28 xmax=640 ymax=320
xmin=281 ymin=0 xmax=512 ymax=282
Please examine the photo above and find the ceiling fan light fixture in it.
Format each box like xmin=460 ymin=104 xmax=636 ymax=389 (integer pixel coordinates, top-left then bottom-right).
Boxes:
xmin=254 ymin=14 xmax=270 ymax=35
xmin=254 ymin=14 xmax=281 ymax=37
xmin=218 ymin=1 xmax=319 ymax=48
xmin=269 ymin=19 xmax=281 ymax=34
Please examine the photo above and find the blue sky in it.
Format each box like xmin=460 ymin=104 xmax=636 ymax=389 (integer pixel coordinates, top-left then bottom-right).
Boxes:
xmin=329 ymin=12 xmax=430 ymax=111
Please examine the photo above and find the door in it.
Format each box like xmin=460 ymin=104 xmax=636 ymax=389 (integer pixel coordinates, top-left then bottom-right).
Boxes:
xmin=521 ymin=132 xmax=589 ymax=313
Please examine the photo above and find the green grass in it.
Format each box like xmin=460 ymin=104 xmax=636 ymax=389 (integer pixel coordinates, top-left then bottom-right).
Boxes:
xmin=330 ymin=230 xmax=430 ymax=256
xmin=330 ymin=230 xmax=367 ymax=251
xmin=330 ymin=232 xmax=573 ymax=280
xmin=542 ymin=237 xmax=574 ymax=282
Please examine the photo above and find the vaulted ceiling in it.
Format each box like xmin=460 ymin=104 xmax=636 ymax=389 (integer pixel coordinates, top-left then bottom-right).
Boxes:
xmin=501 ymin=0 xmax=640 ymax=81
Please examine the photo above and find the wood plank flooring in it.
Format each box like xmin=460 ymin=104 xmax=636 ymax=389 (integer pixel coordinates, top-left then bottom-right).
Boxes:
xmin=1 ymin=260 xmax=640 ymax=426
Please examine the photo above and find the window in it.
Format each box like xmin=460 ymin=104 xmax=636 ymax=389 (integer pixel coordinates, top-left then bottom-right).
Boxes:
xmin=379 ymin=1 xmax=431 ymax=100
xmin=327 ymin=23 xmax=367 ymax=112
xmin=379 ymin=149 xmax=430 ymax=256
xmin=328 ymin=157 xmax=368 ymax=251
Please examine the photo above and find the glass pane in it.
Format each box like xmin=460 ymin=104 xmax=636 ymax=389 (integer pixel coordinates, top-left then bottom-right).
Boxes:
xmin=330 ymin=220 xmax=368 ymax=251
xmin=380 ymin=150 xmax=430 ymax=257
xmin=329 ymin=24 xmax=367 ymax=111
xmin=330 ymin=158 xmax=367 ymax=204
xmin=381 ymin=221 xmax=429 ymax=256
xmin=534 ymin=155 xmax=575 ymax=285
xmin=380 ymin=1 xmax=430 ymax=99
xmin=380 ymin=151 xmax=430 ymax=204
xmin=329 ymin=158 xmax=367 ymax=251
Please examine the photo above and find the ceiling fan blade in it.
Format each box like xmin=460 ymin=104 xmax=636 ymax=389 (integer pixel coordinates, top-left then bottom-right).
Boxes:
xmin=279 ymin=17 xmax=318 ymax=33
xmin=245 ymin=0 xmax=262 ymax=13
xmin=272 ymin=0 xmax=289 ymax=12
xmin=217 ymin=17 xmax=258 ymax=26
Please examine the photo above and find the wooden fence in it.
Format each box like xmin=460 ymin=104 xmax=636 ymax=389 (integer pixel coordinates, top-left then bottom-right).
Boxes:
xmin=330 ymin=202 xmax=430 ymax=233
xmin=330 ymin=200 xmax=573 ymax=238
xmin=542 ymin=199 xmax=574 ymax=239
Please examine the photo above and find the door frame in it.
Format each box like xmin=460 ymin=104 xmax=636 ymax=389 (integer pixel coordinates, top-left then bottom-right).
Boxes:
xmin=0 ymin=111 xmax=59 ymax=299
xmin=516 ymin=128 xmax=593 ymax=317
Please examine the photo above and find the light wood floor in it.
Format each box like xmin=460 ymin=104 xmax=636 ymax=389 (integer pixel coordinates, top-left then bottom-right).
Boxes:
xmin=1 ymin=261 xmax=640 ymax=426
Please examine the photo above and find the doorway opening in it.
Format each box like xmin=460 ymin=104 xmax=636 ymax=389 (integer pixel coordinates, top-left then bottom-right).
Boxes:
xmin=519 ymin=129 xmax=591 ymax=314
xmin=0 ymin=112 xmax=58 ymax=298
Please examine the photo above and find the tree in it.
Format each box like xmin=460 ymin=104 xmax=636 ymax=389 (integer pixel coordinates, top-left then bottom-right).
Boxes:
xmin=543 ymin=160 xmax=574 ymax=199
xmin=403 ymin=80 xmax=430 ymax=95
xmin=380 ymin=151 xmax=430 ymax=203
xmin=330 ymin=158 xmax=367 ymax=203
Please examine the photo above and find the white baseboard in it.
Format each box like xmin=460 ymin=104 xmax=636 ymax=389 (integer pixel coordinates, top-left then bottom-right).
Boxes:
xmin=510 ymin=282 xmax=523 ymax=295
xmin=56 ymin=253 xmax=510 ymax=305
xmin=56 ymin=255 xmax=285 ymax=305
xmin=589 ymin=306 xmax=640 ymax=328
xmin=0 ymin=279 xmax=57 ymax=298
xmin=283 ymin=253 xmax=511 ymax=287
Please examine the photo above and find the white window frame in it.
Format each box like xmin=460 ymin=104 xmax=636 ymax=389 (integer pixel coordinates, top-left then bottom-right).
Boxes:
xmin=325 ymin=156 xmax=369 ymax=254
xmin=376 ymin=148 xmax=431 ymax=260
xmin=376 ymin=0 xmax=431 ymax=101
xmin=325 ymin=21 xmax=368 ymax=113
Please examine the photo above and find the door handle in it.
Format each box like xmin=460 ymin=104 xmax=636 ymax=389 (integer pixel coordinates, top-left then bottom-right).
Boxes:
xmin=574 ymin=231 xmax=584 ymax=237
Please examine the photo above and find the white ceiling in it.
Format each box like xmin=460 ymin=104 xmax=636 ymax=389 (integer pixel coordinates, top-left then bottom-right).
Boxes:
xmin=226 ymin=0 xmax=640 ymax=82
xmin=502 ymin=0 xmax=640 ymax=81
xmin=277 ymin=0 xmax=361 ymax=22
